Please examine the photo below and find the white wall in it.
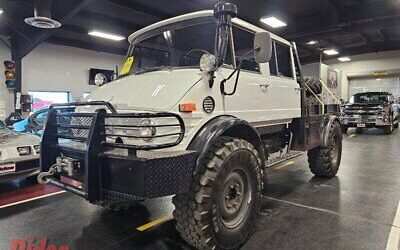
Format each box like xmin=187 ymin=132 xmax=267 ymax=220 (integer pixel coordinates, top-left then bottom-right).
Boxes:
xmin=0 ymin=42 xmax=13 ymax=119
xmin=22 ymin=43 xmax=124 ymax=101
xmin=325 ymin=50 xmax=400 ymax=100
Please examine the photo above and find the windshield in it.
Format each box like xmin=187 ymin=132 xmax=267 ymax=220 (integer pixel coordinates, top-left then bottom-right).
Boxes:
xmin=350 ymin=92 xmax=388 ymax=104
xmin=125 ymin=17 xmax=221 ymax=74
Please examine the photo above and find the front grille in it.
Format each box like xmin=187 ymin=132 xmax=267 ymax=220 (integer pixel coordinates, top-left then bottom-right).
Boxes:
xmin=16 ymin=159 xmax=40 ymax=172
xmin=55 ymin=114 xmax=94 ymax=142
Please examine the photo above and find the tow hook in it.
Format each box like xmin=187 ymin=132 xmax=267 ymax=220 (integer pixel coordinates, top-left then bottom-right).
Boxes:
xmin=37 ymin=165 xmax=57 ymax=184
xmin=37 ymin=156 xmax=81 ymax=184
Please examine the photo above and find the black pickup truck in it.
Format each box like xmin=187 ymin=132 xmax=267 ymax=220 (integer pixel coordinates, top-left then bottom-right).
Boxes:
xmin=340 ymin=92 xmax=399 ymax=134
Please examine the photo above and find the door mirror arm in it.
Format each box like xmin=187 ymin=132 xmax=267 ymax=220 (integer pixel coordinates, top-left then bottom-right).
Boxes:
xmin=220 ymin=48 xmax=257 ymax=96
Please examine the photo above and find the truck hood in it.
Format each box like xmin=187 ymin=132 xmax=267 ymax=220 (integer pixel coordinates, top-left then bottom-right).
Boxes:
xmin=0 ymin=130 xmax=40 ymax=147
xmin=86 ymin=69 xmax=202 ymax=111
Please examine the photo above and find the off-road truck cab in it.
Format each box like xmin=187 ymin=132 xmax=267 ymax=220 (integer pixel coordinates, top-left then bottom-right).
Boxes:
xmin=38 ymin=3 xmax=342 ymax=249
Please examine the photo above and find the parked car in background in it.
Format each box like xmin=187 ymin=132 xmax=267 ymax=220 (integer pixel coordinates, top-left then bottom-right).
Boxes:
xmin=13 ymin=108 xmax=49 ymax=136
xmin=0 ymin=120 xmax=41 ymax=182
xmin=340 ymin=92 xmax=399 ymax=134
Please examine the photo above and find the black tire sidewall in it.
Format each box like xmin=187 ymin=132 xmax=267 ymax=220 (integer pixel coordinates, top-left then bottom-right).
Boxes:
xmin=211 ymin=148 xmax=261 ymax=249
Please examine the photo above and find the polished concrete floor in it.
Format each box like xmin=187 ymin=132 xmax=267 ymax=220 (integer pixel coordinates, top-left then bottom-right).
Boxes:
xmin=0 ymin=128 xmax=399 ymax=250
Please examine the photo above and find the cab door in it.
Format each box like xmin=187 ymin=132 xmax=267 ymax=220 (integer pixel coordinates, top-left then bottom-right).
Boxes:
xmin=222 ymin=27 xmax=301 ymax=125
xmin=263 ymin=41 xmax=301 ymax=119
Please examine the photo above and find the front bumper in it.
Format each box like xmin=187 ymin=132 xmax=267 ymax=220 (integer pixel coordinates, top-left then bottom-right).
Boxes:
xmin=0 ymin=158 xmax=40 ymax=182
xmin=340 ymin=114 xmax=391 ymax=127
xmin=39 ymin=102 xmax=197 ymax=204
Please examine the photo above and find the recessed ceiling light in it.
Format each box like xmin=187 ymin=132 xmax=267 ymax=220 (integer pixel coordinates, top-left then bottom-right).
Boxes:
xmin=376 ymin=78 xmax=382 ymax=81
xmin=88 ymin=31 xmax=125 ymax=41
xmin=0 ymin=9 xmax=4 ymax=15
xmin=338 ymin=57 xmax=351 ymax=62
xmin=323 ymin=49 xmax=339 ymax=56
xmin=306 ymin=40 xmax=318 ymax=45
xmin=260 ymin=17 xmax=287 ymax=28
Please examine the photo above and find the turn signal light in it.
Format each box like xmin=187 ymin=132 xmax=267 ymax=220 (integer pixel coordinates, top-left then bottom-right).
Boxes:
xmin=179 ymin=103 xmax=196 ymax=112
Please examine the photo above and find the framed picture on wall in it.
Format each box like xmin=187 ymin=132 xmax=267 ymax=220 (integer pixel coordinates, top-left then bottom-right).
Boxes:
xmin=89 ymin=68 xmax=115 ymax=86
xmin=327 ymin=69 xmax=338 ymax=89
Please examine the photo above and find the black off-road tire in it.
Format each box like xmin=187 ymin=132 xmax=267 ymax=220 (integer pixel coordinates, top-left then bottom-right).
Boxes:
xmin=394 ymin=121 xmax=399 ymax=129
xmin=383 ymin=122 xmax=394 ymax=135
xmin=173 ymin=137 xmax=263 ymax=250
xmin=341 ymin=125 xmax=348 ymax=134
xmin=308 ymin=120 xmax=342 ymax=178
xmin=304 ymin=76 xmax=322 ymax=95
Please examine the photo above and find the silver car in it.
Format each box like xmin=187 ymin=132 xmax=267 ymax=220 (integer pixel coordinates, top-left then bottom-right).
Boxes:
xmin=0 ymin=120 xmax=40 ymax=182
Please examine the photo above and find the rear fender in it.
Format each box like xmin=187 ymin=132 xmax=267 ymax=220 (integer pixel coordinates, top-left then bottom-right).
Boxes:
xmin=320 ymin=115 xmax=340 ymax=148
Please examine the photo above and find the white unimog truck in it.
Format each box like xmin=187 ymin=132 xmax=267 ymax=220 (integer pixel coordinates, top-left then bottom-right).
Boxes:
xmin=38 ymin=3 xmax=342 ymax=249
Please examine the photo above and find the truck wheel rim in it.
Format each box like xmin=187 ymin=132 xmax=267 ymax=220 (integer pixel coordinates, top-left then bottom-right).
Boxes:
xmin=330 ymin=134 xmax=340 ymax=165
xmin=220 ymin=169 xmax=251 ymax=229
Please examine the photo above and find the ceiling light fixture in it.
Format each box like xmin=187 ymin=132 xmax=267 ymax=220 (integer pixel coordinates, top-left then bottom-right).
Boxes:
xmin=376 ymin=78 xmax=382 ymax=81
xmin=306 ymin=40 xmax=318 ymax=45
xmin=338 ymin=57 xmax=351 ymax=62
xmin=0 ymin=9 xmax=4 ymax=15
xmin=260 ymin=16 xmax=287 ymax=28
xmin=323 ymin=49 xmax=339 ymax=56
xmin=88 ymin=31 xmax=125 ymax=41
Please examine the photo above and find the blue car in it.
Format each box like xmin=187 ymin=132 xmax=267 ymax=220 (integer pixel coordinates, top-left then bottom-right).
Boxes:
xmin=13 ymin=108 xmax=49 ymax=136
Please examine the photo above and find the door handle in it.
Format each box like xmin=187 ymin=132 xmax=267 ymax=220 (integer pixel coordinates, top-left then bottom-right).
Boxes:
xmin=259 ymin=83 xmax=270 ymax=88
xmin=294 ymin=87 xmax=302 ymax=91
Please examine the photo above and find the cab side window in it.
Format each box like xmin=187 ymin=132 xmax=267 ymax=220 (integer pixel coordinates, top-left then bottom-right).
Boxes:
xmin=232 ymin=26 xmax=260 ymax=72
xmin=269 ymin=41 xmax=294 ymax=78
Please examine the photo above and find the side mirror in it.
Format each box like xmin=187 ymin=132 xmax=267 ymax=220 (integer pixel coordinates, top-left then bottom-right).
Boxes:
xmin=254 ymin=32 xmax=272 ymax=64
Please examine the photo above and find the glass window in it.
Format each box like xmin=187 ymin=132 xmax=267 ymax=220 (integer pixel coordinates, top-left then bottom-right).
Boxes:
xmin=29 ymin=91 xmax=70 ymax=111
xmin=350 ymin=92 xmax=389 ymax=104
xmin=232 ymin=26 xmax=259 ymax=72
xmin=33 ymin=110 xmax=48 ymax=126
xmin=269 ymin=43 xmax=278 ymax=75
xmin=275 ymin=42 xmax=293 ymax=78
xmin=126 ymin=18 xmax=220 ymax=74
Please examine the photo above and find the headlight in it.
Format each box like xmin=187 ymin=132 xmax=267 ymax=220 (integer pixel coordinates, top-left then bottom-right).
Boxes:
xmin=107 ymin=118 xmax=156 ymax=143
xmin=17 ymin=146 xmax=31 ymax=156
xmin=200 ymin=54 xmax=217 ymax=72
xmin=139 ymin=119 xmax=156 ymax=142
xmin=34 ymin=145 xmax=40 ymax=153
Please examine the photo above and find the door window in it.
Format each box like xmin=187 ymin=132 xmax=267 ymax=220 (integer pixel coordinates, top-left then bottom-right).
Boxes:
xmin=232 ymin=26 xmax=259 ymax=72
xmin=269 ymin=41 xmax=294 ymax=78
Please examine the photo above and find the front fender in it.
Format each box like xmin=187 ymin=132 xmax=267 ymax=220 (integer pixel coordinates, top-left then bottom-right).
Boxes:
xmin=188 ymin=116 xmax=265 ymax=174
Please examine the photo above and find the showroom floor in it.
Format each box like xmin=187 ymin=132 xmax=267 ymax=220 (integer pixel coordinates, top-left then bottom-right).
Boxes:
xmin=0 ymin=129 xmax=399 ymax=250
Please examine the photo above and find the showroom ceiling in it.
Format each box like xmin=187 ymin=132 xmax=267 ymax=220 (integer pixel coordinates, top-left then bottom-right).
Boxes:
xmin=1 ymin=0 xmax=400 ymax=62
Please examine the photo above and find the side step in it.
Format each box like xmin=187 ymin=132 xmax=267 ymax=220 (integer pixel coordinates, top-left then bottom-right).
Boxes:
xmin=266 ymin=151 xmax=304 ymax=168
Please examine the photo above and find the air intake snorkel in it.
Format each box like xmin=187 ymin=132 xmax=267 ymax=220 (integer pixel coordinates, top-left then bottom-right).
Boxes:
xmin=213 ymin=2 xmax=237 ymax=67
